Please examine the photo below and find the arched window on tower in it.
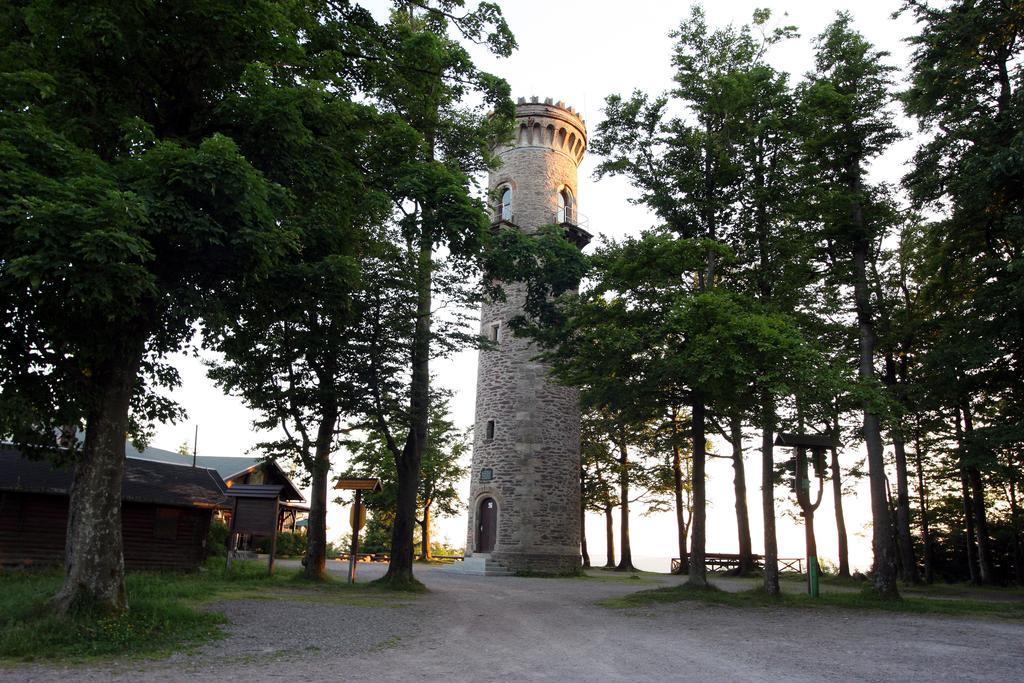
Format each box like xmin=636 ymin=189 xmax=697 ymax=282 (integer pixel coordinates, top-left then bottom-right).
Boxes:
xmin=500 ymin=186 xmax=512 ymax=221
xmin=557 ymin=188 xmax=574 ymax=224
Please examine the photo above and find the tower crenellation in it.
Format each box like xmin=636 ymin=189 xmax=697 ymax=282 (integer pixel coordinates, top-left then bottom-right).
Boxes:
xmin=497 ymin=97 xmax=587 ymax=167
xmin=464 ymin=96 xmax=587 ymax=575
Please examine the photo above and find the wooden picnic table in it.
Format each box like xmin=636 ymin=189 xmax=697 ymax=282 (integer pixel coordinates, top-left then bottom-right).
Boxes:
xmin=671 ymin=554 xmax=803 ymax=574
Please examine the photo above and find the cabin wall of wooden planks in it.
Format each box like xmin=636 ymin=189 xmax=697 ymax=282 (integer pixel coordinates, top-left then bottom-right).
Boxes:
xmin=0 ymin=492 xmax=213 ymax=570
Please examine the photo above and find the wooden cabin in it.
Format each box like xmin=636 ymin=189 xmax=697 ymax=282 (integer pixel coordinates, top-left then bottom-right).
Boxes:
xmin=127 ymin=445 xmax=308 ymax=534
xmin=0 ymin=445 xmax=229 ymax=570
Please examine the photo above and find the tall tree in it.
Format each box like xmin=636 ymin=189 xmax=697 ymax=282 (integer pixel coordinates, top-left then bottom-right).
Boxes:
xmin=593 ymin=7 xmax=812 ymax=590
xmin=0 ymin=0 xmax=305 ymax=612
xmin=901 ymin=0 xmax=1024 ymax=585
xmin=357 ymin=1 xmax=514 ymax=587
xmin=581 ymin=410 xmax=622 ymax=568
xmin=799 ymin=13 xmax=903 ymax=598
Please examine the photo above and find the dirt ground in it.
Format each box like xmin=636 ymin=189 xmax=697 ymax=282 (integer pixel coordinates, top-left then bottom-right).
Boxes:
xmin=5 ymin=562 xmax=1023 ymax=682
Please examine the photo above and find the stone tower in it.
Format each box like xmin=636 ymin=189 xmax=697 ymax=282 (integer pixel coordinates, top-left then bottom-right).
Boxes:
xmin=464 ymin=96 xmax=591 ymax=574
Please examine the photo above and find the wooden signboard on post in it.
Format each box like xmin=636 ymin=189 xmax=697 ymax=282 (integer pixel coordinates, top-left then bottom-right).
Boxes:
xmin=334 ymin=478 xmax=382 ymax=583
xmin=225 ymin=484 xmax=284 ymax=574
xmin=774 ymin=432 xmax=841 ymax=598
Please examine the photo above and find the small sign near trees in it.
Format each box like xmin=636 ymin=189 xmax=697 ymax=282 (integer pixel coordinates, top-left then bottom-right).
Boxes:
xmin=335 ymin=478 xmax=382 ymax=583
xmin=225 ymin=484 xmax=285 ymax=574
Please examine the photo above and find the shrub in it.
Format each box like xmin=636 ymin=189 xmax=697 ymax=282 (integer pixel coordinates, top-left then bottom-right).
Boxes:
xmin=206 ymin=521 xmax=229 ymax=558
xmin=253 ymin=532 xmax=308 ymax=558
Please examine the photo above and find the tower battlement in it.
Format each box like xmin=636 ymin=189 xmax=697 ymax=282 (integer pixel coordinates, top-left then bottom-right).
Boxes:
xmin=499 ymin=96 xmax=587 ymax=165
xmin=515 ymin=96 xmax=586 ymax=125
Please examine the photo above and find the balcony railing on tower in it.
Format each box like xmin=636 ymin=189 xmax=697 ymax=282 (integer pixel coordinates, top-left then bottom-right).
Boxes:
xmin=554 ymin=206 xmax=588 ymax=229
xmin=554 ymin=208 xmax=592 ymax=249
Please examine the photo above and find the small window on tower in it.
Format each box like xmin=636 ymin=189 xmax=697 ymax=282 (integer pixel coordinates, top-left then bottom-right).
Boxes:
xmin=486 ymin=420 xmax=495 ymax=441
xmin=500 ymin=187 xmax=512 ymax=221
xmin=488 ymin=322 xmax=500 ymax=342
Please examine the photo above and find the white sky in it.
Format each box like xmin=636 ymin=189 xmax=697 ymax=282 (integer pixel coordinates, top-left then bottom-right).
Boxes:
xmin=153 ymin=1 xmax=923 ymax=572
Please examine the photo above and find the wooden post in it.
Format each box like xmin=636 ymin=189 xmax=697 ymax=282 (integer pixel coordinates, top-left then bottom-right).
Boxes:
xmin=268 ymin=498 xmax=280 ymax=575
xmin=348 ymin=490 xmax=362 ymax=584
xmin=226 ymin=497 xmax=239 ymax=570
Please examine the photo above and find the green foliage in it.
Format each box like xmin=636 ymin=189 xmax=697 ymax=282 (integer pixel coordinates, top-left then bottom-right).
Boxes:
xmin=343 ymin=390 xmax=469 ymax=530
xmin=205 ymin=521 xmax=229 ymax=559
xmin=0 ymin=1 xmax=306 ymax=451
xmin=518 ymin=229 xmax=827 ymax=426
xmin=254 ymin=532 xmax=308 ymax=558
xmin=899 ymin=0 xmax=1024 ymax=466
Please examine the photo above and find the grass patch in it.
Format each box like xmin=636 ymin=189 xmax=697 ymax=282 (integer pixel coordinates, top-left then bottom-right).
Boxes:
xmin=818 ymin=574 xmax=869 ymax=588
xmin=0 ymin=559 xmax=413 ymax=663
xmin=900 ymin=581 xmax=1024 ymax=598
xmin=599 ymin=582 xmax=1024 ymax=620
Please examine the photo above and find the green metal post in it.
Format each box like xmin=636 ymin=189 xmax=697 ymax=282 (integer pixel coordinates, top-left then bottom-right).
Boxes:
xmin=809 ymin=555 xmax=820 ymax=598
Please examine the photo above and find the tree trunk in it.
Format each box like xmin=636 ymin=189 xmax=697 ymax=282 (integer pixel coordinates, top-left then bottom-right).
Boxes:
xmin=761 ymin=406 xmax=779 ymax=595
xmin=885 ymin=352 xmax=919 ymax=584
xmin=852 ymin=235 xmax=899 ymax=598
xmin=961 ymin=467 xmax=980 ymax=584
xmin=830 ymin=440 xmax=851 ymax=578
xmin=304 ymin=400 xmax=337 ymax=581
xmin=1008 ymin=456 xmax=1024 ymax=585
xmin=968 ymin=465 xmax=995 ymax=583
xmin=386 ymin=445 xmax=421 ymax=586
xmin=580 ymin=469 xmax=590 ymax=569
xmin=603 ymin=502 xmax=615 ymax=568
xmin=953 ymin=407 xmax=980 ymax=582
xmin=672 ymin=421 xmax=689 ymax=575
xmin=615 ymin=429 xmax=635 ymax=572
xmin=913 ymin=426 xmax=934 ymax=584
xmin=805 ymin=506 xmax=818 ymax=586
xmin=53 ymin=333 xmax=146 ymax=614
xmin=381 ymin=226 xmax=432 ymax=588
xmin=962 ymin=406 xmax=995 ymax=583
xmin=892 ymin=436 xmax=919 ymax=584
xmin=687 ymin=397 xmax=707 ymax=586
xmin=729 ymin=415 xmax=754 ymax=575
xmin=420 ymin=503 xmax=431 ymax=561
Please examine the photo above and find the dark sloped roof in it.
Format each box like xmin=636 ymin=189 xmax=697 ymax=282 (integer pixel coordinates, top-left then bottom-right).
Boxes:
xmin=127 ymin=444 xmax=305 ymax=502
xmin=0 ymin=446 xmax=230 ymax=509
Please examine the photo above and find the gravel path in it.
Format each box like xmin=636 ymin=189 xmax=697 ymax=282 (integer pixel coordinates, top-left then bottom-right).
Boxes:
xmin=5 ymin=562 xmax=1023 ymax=682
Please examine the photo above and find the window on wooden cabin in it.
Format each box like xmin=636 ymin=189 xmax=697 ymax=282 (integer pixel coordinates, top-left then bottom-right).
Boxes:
xmin=154 ymin=507 xmax=180 ymax=540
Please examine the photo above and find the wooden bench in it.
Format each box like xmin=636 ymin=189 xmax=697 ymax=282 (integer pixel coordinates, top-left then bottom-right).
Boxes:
xmin=671 ymin=555 xmax=803 ymax=574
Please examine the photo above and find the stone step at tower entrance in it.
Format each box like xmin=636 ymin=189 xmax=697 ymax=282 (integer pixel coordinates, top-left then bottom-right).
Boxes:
xmin=464 ymin=96 xmax=591 ymax=575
